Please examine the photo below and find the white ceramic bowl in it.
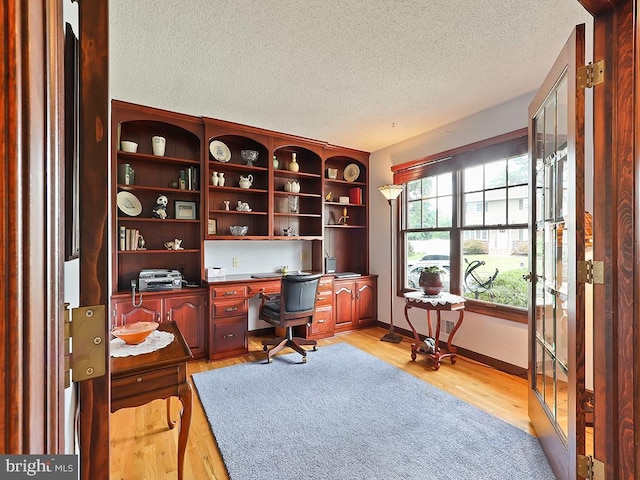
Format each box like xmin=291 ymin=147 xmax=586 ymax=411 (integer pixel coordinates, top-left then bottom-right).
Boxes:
xmin=229 ymin=225 xmax=248 ymax=236
xmin=120 ymin=141 xmax=138 ymax=153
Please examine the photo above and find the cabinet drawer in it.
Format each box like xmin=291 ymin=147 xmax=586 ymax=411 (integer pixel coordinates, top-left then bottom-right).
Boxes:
xmin=310 ymin=307 xmax=334 ymax=336
xmin=211 ymin=285 xmax=247 ymax=299
xmin=247 ymin=280 xmax=281 ymax=298
xmin=213 ymin=298 xmax=248 ymax=318
xmin=111 ymin=366 xmax=180 ymax=403
xmin=316 ymin=289 xmax=333 ymax=307
xmin=211 ymin=318 xmax=247 ymax=353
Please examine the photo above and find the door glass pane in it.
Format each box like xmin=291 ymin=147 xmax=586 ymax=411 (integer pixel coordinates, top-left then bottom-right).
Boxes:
xmin=532 ymin=70 xmax=570 ymax=444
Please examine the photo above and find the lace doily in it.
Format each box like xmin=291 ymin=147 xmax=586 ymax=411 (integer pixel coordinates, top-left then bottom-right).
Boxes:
xmin=110 ymin=330 xmax=174 ymax=357
xmin=404 ymin=291 xmax=465 ymax=306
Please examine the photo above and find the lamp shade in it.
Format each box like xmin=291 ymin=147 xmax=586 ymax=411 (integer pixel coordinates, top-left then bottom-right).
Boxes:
xmin=378 ymin=184 xmax=403 ymax=201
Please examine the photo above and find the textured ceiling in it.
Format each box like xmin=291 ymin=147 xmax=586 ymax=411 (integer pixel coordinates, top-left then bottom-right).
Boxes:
xmin=109 ymin=1 xmax=591 ymax=152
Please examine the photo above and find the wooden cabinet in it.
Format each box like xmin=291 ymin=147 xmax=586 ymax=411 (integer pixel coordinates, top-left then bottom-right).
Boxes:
xmin=111 ymin=290 xmax=207 ymax=358
xmin=208 ymin=284 xmax=249 ymax=360
xmin=333 ymin=276 xmax=377 ymax=333
xmin=321 ymin=147 xmax=370 ymax=274
xmin=305 ymin=275 xmax=335 ymax=339
xmin=111 ymin=100 xmax=204 ymax=292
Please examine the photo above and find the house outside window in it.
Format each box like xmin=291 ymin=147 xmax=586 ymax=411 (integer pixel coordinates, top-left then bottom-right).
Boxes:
xmin=394 ymin=130 xmax=529 ymax=322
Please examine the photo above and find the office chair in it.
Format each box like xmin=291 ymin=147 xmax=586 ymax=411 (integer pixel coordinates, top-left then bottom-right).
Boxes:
xmin=259 ymin=273 xmax=322 ymax=363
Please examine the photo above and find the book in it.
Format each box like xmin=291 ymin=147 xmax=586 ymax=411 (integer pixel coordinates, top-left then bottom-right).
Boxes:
xmin=119 ymin=226 xmax=126 ymax=250
xmin=349 ymin=187 xmax=362 ymax=205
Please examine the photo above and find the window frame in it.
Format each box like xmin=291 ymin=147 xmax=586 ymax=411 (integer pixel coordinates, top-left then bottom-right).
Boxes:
xmin=393 ymin=129 xmax=529 ymax=323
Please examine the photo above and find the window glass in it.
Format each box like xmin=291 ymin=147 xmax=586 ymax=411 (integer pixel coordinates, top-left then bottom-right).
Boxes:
xmin=406 ymin=232 xmax=451 ymax=292
xmin=464 ymin=165 xmax=483 ymax=192
xmin=485 ymin=160 xmax=507 ymax=189
xmin=462 ymin=228 xmax=528 ymax=309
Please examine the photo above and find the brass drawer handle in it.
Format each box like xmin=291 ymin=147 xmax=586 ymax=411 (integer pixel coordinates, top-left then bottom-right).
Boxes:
xmin=223 ymin=291 xmax=237 ymax=296
xmin=224 ymin=306 xmax=238 ymax=312
xmin=317 ymin=297 xmax=326 ymax=301
xmin=223 ymin=333 xmax=236 ymax=339
xmin=136 ymin=377 xmax=143 ymax=383
xmin=318 ymin=319 xmax=326 ymax=324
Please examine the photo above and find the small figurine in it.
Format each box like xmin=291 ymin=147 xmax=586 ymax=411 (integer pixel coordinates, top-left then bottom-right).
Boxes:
xmin=152 ymin=194 xmax=169 ymax=219
xmin=236 ymin=201 xmax=252 ymax=212
xmin=163 ymin=238 xmax=183 ymax=250
xmin=283 ymin=226 xmax=296 ymax=236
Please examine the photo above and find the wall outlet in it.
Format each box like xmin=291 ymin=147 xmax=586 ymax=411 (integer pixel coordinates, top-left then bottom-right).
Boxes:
xmin=445 ymin=320 xmax=454 ymax=334
xmin=301 ymin=252 xmax=307 ymax=262
xmin=232 ymin=257 xmax=239 ymax=268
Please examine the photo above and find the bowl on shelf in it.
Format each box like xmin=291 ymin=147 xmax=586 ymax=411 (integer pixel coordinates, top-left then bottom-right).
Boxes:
xmin=229 ymin=225 xmax=248 ymax=236
xmin=111 ymin=321 xmax=158 ymax=345
xmin=120 ymin=141 xmax=138 ymax=153
xmin=240 ymin=150 xmax=259 ymax=166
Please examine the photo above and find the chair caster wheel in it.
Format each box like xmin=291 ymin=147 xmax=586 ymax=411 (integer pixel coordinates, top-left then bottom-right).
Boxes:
xmin=312 ymin=345 xmax=318 ymax=351
xmin=267 ymin=357 xmax=273 ymax=364
xmin=263 ymin=345 xmax=268 ymax=351
xmin=302 ymin=356 xmax=307 ymax=364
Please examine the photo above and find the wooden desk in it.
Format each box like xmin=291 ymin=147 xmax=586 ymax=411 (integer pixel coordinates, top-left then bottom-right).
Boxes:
xmin=111 ymin=321 xmax=193 ymax=480
xmin=403 ymin=292 xmax=465 ymax=370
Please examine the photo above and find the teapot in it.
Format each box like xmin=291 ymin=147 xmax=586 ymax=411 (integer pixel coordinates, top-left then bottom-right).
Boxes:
xmin=285 ymin=181 xmax=300 ymax=193
xmin=239 ymin=174 xmax=253 ymax=189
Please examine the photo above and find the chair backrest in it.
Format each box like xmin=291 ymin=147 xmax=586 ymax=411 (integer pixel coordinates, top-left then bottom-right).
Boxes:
xmin=281 ymin=274 xmax=322 ymax=315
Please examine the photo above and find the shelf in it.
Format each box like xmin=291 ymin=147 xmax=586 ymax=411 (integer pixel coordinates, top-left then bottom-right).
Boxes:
xmin=118 ymin=249 xmax=201 ymax=254
xmin=118 ymin=184 xmax=200 ymax=195
xmin=325 ymin=178 xmax=366 ymax=187
xmin=325 ymin=201 xmax=365 ymax=207
xmin=274 ymin=191 xmax=322 ymax=199
xmin=274 ymin=170 xmax=322 ymax=179
xmin=118 ymin=151 xmax=200 ymax=166
xmin=274 ymin=212 xmax=322 ymax=218
xmin=118 ymin=217 xmax=200 ymax=223
xmin=211 ymin=235 xmax=270 ymax=240
xmin=208 ymin=162 xmax=268 ymax=173
xmin=208 ymin=186 xmax=268 ymax=194
xmin=325 ymin=224 xmax=366 ymax=229
xmin=209 ymin=210 xmax=268 ymax=216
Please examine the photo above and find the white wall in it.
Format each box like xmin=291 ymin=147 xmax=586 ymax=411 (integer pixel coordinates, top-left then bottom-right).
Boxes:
xmin=369 ymin=93 xmax=535 ymax=368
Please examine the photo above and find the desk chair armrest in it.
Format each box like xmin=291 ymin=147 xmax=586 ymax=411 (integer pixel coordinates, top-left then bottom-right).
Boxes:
xmin=259 ymin=292 xmax=281 ymax=311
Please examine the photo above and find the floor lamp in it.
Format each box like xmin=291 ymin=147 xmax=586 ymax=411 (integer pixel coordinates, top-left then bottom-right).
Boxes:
xmin=379 ymin=184 xmax=404 ymax=343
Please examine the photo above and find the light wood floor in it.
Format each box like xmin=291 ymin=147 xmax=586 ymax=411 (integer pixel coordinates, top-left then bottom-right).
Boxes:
xmin=109 ymin=327 xmax=534 ymax=480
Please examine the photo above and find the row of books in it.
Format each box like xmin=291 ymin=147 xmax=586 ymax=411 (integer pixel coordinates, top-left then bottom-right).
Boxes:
xmin=119 ymin=226 xmax=144 ymax=251
xmin=180 ymin=167 xmax=199 ymax=191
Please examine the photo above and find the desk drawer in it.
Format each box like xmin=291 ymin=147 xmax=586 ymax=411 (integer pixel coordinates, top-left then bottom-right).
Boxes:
xmin=213 ymin=298 xmax=248 ymax=318
xmin=309 ymin=307 xmax=334 ymax=336
xmin=111 ymin=366 xmax=180 ymax=403
xmin=211 ymin=317 xmax=247 ymax=354
xmin=316 ymin=289 xmax=333 ymax=307
xmin=211 ymin=285 xmax=247 ymax=299
xmin=247 ymin=280 xmax=281 ymax=297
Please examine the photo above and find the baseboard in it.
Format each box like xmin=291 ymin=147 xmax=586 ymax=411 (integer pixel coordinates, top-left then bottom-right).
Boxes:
xmin=375 ymin=321 xmax=527 ymax=378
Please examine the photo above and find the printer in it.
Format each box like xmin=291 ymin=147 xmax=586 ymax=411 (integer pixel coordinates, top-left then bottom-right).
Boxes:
xmin=138 ymin=269 xmax=183 ymax=291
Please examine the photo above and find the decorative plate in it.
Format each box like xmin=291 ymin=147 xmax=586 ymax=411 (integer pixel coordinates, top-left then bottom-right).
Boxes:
xmin=344 ymin=163 xmax=361 ymax=182
xmin=209 ymin=140 xmax=231 ymax=162
xmin=117 ymin=191 xmax=142 ymax=216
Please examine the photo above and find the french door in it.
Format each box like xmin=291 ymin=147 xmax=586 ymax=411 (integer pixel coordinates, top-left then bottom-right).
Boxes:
xmin=528 ymin=25 xmax=586 ymax=480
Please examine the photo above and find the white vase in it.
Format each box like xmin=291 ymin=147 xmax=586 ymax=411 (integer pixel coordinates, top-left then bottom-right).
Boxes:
xmin=211 ymin=172 xmax=219 ymax=186
xmin=218 ymin=172 xmax=225 ymax=186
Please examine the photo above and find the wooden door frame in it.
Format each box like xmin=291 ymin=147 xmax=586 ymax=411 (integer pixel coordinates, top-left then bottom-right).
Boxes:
xmin=578 ymin=1 xmax=638 ymax=478
xmin=77 ymin=1 xmax=110 ymax=479
xmin=1 ymin=0 xmax=65 ymax=453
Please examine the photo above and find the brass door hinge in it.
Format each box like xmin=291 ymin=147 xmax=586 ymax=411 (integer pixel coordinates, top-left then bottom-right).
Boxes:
xmin=577 ymin=260 xmax=604 ymax=284
xmin=64 ymin=304 xmax=107 ymax=388
xmin=578 ymin=454 xmax=605 ymax=480
xmin=577 ymin=60 xmax=605 ymax=89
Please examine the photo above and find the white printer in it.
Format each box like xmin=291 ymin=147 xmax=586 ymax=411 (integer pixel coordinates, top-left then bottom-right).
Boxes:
xmin=138 ymin=269 xmax=182 ymax=291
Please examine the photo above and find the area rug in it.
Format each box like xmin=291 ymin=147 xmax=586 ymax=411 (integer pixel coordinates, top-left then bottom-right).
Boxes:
xmin=192 ymin=343 xmax=556 ymax=480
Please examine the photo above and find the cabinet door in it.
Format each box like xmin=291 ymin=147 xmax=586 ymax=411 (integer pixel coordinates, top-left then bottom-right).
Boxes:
xmin=355 ymin=279 xmax=376 ymax=325
xmin=164 ymin=293 xmax=206 ymax=357
xmin=113 ymin=297 xmax=162 ymax=325
xmin=334 ymin=281 xmax=355 ymax=328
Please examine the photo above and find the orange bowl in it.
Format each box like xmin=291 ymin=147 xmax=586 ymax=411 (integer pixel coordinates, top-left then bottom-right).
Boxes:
xmin=111 ymin=321 xmax=159 ymax=345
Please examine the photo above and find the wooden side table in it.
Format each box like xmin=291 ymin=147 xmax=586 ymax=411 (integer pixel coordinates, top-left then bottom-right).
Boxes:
xmin=111 ymin=321 xmax=193 ymax=480
xmin=403 ymin=292 xmax=465 ymax=370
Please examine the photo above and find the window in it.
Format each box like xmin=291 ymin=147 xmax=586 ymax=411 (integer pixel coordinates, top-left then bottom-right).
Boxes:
xmin=394 ymin=130 xmax=528 ymax=321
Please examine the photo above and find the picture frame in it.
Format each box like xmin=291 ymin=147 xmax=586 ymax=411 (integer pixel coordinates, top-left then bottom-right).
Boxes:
xmin=208 ymin=219 xmax=217 ymax=235
xmin=175 ymin=200 xmax=197 ymax=220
